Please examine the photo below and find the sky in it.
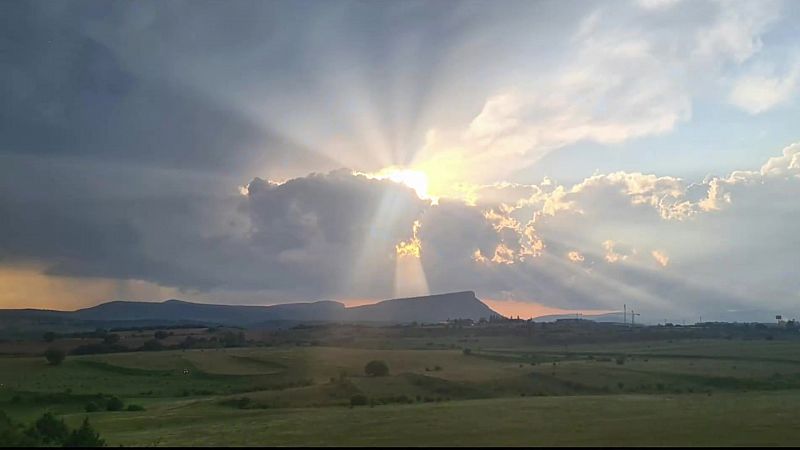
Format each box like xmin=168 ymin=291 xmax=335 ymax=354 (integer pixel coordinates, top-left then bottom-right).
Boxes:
xmin=1 ymin=0 xmax=799 ymax=322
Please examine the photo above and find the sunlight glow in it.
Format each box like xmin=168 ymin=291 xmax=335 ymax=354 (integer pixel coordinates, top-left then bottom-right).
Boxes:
xmin=365 ymin=167 xmax=434 ymax=202
xmin=395 ymin=220 xmax=422 ymax=258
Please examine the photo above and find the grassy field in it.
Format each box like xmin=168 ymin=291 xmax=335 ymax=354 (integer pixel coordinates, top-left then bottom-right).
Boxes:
xmin=3 ymin=335 xmax=800 ymax=445
xmin=71 ymin=391 xmax=800 ymax=446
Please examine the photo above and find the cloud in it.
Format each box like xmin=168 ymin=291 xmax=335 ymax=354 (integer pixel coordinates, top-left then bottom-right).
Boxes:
xmin=0 ymin=1 xmax=798 ymax=322
xmin=1 ymin=141 xmax=799 ymax=320
xmin=406 ymin=0 xmax=786 ymax=186
xmin=651 ymin=250 xmax=670 ymax=267
xmin=729 ymin=63 xmax=800 ymax=113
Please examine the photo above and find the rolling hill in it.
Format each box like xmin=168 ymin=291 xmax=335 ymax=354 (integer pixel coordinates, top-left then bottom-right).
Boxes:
xmin=0 ymin=291 xmax=501 ymax=329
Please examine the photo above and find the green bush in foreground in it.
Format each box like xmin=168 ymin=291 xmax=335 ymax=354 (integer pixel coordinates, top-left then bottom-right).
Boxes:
xmin=0 ymin=412 xmax=105 ymax=447
xmin=32 ymin=412 xmax=69 ymax=445
xmin=63 ymin=418 xmax=105 ymax=447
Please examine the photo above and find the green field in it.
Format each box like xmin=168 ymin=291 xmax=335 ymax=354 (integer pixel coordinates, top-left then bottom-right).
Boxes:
xmin=3 ymin=335 xmax=800 ymax=446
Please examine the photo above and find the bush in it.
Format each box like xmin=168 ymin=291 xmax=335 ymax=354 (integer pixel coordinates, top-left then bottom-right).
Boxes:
xmin=126 ymin=404 xmax=145 ymax=412
xmin=615 ymin=356 xmax=626 ymax=365
xmin=31 ymin=412 xmax=69 ymax=445
xmin=462 ymin=348 xmax=472 ymax=356
xmin=2 ymin=412 xmax=105 ymax=447
xmin=63 ymin=418 xmax=105 ymax=447
xmin=350 ymin=394 xmax=369 ymax=406
xmin=0 ymin=411 xmax=38 ymax=446
xmin=105 ymin=396 xmax=124 ymax=411
xmin=85 ymin=402 xmax=102 ymax=413
xmin=44 ymin=347 xmax=66 ymax=366
xmin=364 ymin=360 xmax=389 ymax=377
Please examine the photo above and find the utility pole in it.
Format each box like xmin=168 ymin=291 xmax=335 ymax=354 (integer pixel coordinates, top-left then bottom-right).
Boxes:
xmin=623 ymin=304 xmax=627 ymax=326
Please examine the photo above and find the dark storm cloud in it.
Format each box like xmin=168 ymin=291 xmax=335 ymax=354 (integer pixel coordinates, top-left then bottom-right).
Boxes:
xmin=0 ymin=1 xmax=329 ymax=173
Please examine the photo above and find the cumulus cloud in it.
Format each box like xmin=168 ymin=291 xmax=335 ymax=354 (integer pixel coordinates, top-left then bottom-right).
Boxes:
xmin=409 ymin=0 xmax=785 ymax=185
xmin=2 ymin=139 xmax=799 ymax=320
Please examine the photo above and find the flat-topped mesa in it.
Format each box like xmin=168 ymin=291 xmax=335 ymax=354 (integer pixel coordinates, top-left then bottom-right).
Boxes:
xmin=346 ymin=291 xmax=500 ymax=323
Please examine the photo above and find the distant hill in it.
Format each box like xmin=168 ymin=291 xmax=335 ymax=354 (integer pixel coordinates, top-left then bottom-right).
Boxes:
xmin=347 ymin=291 xmax=499 ymax=323
xmin=0 ymin=291 xmax=501 ymax=329
xmin=71 ymin=299 xmax=348 ymax=324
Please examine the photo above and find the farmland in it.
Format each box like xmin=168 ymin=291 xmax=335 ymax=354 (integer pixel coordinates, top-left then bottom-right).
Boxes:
xmin=3 ymin=322 xmax=800 ymax=446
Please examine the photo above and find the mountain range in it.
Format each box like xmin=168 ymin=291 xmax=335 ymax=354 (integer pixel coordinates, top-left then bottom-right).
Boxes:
xmin=0 ymin=291 xmax=502 ymax=328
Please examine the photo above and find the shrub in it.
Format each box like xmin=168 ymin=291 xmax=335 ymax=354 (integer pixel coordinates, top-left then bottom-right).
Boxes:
xmin=44 ymin=348 xmax=66 ymax=366
xmin=364 ymin=360 xmax=389 ymax=377
xmin=85 ymin=402 xmax=102 ymax=413
xmin=0 ymin=411 xmax=37 ymax=446
xmin=63 ymin=418 xmax=105 ymax=447
xmin=350 ymin=394 xmax=369 ymax=406
xmin=105 ymin=396 xmax=124 ymax=411
xmin=615 ymin=356 xmax=626 ymax=365
xmin=126 ymin=404 xmax=145 ymax=412
xmin=31 ymin=412 xmax=69 ymax=445
xmin=462 ymin=348 xmax=472 ymax=356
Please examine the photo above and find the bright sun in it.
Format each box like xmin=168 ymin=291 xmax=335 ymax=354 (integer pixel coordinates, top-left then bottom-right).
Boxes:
xmin=367 ymin=167 xmax=434 ymax=202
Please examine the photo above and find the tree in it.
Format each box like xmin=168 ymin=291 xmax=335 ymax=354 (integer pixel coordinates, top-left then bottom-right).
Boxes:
xmin=85 ymin=401 xmax=102 ymax=413
xmin=221 ymin=330 xmax=246 ymax=347
xmin=364 ymin=360 xmax=389 ymax=377
xmin=63 ymin=418 xmax=105 ymax=447
xmin=105 ymin=396 xmax=124 ymax=412
xmin=31 ymin=412 xmax=69 ymax=445
xmin=0 ymin=411 xmax=38 ymax=446
xmin=44 ymin=347 xmax=66 ymax=366
xmin=154 ymin=330 xmax=169 ymax=340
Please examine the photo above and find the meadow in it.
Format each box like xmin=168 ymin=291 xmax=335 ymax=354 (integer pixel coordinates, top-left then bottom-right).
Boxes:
xmin=3 ymin=324 xmax=800 ymax=446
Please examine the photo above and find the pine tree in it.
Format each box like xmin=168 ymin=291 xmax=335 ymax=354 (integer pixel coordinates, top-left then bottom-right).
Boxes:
xmin=63 ymin=417 xmax=105 ymax=447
